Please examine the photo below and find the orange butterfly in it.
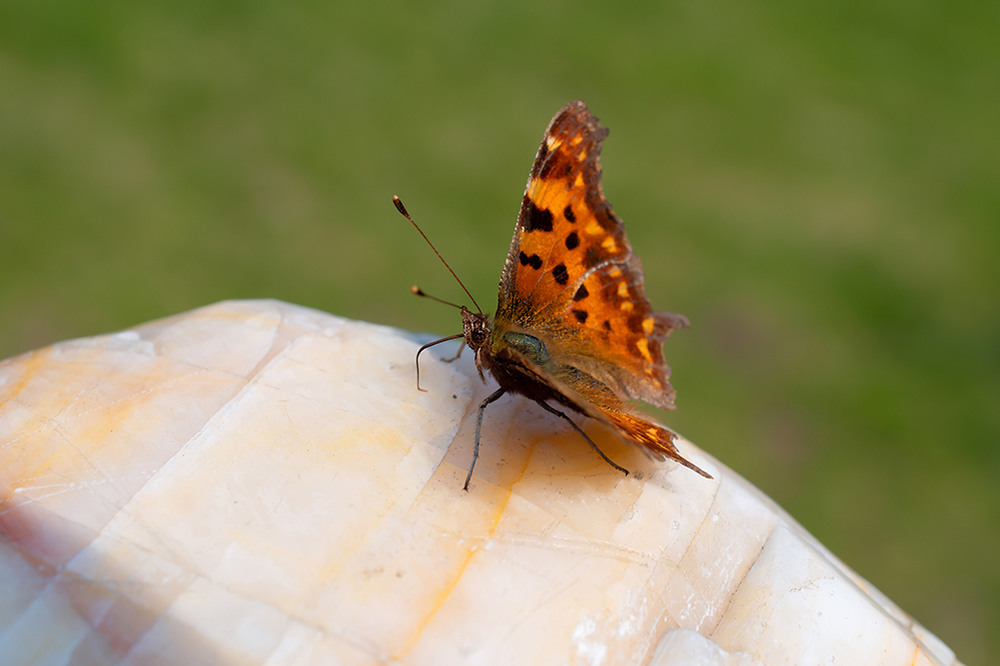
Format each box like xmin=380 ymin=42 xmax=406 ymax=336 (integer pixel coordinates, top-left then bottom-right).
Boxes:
xmin=398 ymin=100 xmax=711 ymax=490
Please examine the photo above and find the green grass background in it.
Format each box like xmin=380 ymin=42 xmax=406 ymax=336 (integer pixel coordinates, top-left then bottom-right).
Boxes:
xmin=2 ymin=0 xmax=996 ymax=660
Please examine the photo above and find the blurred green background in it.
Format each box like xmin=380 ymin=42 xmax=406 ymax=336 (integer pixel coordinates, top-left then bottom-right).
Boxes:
xmin=1 ymin=0 xmax=996 ymax=660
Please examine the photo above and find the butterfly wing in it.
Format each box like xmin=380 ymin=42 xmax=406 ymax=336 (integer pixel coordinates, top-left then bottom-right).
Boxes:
xmin=491 ymin=101 xmax=706 ymax=476
xmin=496 ymin=100 xmax=686 ymax=410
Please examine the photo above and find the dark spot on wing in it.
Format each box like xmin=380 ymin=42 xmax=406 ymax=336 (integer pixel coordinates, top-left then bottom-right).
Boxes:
xmin=519 ymin=252 xmax=543 ymax=270
xmin=522 ymin=198 xmax=554 ymax=232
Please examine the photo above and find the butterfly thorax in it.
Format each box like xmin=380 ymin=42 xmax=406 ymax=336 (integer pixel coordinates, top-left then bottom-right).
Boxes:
xmin=461 ymin=306 xmax=588 ymax=413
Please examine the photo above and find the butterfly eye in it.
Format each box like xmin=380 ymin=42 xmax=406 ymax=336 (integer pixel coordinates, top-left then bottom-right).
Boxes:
xmin=461 ymin=310 xmax=492 ymax=350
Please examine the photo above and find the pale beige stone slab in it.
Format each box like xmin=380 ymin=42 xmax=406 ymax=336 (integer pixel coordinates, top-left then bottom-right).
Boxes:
xmin=0 ymin=300 xmax=961 ymax=665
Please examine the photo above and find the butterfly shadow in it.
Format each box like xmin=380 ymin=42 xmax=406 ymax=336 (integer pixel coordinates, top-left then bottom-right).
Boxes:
xmin=405 ymin=331 xmax=704 ymax=495
xmin=443 ymin=383 xmax=663 ymax=494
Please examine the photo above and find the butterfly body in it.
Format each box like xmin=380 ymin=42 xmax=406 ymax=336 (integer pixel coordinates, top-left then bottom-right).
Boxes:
xmin=419 ymin=101 xmax=712 ymax=489
xmin=463 ymin=307 xmax=583 ymax=412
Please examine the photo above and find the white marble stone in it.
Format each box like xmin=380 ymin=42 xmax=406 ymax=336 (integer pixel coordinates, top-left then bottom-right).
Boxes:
xmin=0 ymin=300 xmax=961 ymax=665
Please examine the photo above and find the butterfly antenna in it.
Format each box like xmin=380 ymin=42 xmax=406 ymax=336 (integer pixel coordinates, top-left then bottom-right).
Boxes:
xmin=393 ymin=195 xmax=484 ymax=314
xmin=410 ymin=285 xmax=464 ymax=309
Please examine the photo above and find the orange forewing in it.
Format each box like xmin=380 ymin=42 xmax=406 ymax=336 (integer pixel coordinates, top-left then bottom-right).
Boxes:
xmin=497 ymin=104 xmax=629 ymax=321
xmin=500 ymin=102 xmax=691 ymax=405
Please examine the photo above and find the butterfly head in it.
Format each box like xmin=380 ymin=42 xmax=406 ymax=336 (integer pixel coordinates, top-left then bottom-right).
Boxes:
xmin=460 ymin=306 xmax=493 ymax=380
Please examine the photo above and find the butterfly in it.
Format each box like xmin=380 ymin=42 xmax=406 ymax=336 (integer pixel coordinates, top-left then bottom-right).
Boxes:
xmin=396 ymin=100 xmax=712 ymax=490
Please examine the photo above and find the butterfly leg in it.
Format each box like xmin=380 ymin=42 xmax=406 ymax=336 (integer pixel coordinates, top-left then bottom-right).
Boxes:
xmin=534 ymin=401 xmax=630 ymax=478
xmin=465 ymin=387 xmax=507 ymax=491
xmin=415 ymin=333 xmax=464 ymax=391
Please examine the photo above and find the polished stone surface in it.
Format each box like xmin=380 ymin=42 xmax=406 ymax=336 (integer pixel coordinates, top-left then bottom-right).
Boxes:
xmin=0 ymin=300 xmax=960 ymax=665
